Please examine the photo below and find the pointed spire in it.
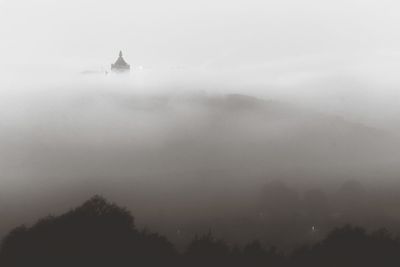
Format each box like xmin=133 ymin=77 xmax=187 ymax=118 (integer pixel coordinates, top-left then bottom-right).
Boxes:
xmin=111 ymin=50 xmax=130 ymax=72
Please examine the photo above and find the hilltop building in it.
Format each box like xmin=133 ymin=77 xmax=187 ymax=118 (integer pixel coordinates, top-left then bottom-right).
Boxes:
xmin=111 ymin=51 xmax=130 ymax=73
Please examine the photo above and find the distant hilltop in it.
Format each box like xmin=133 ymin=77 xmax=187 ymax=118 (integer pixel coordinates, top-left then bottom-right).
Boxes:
xmin=111 ymin=51 xmax=130 ymax=73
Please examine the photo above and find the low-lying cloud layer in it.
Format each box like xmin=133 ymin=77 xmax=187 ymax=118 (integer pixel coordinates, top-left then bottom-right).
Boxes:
xmin=1 ymin=69 xmax=400 ymax=247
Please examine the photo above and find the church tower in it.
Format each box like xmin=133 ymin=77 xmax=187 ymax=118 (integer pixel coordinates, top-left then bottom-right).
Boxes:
xmin=111 ymin=51 xmax=130 ymax=73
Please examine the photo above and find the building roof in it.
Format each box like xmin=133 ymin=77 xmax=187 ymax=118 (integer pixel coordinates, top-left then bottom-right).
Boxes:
xmin=111 ymin=51 xmax=130 ymax=71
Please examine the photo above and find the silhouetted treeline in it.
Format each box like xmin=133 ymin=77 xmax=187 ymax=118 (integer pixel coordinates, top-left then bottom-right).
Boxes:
xmin=1 ymin=196 xmax=400 ymax=267
xmin=0 ymin=196 xmax=176 ymax=267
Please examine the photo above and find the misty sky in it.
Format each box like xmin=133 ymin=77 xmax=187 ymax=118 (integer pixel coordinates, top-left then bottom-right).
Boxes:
xmin=1 ymin=0 xmax=400 ymax=71
xmin=2 ymin=0 xmax=400 ymax=129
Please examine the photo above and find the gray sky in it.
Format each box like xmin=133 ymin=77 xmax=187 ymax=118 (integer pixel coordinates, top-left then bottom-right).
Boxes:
xmin=1 ymin=0 xmax=400 ymax=70
xmin=2 ymin=0 xmax=400 ymax=129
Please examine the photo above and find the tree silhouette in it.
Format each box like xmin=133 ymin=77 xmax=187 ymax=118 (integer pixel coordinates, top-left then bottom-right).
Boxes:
xmin=2 ymin=196 xmax=400 ymax=267
xmin=292 ymin=225 xmax=400 ymax=267
xmin=240 ymin=241 xmax=283 ymax=267
xmin=0 ymin=195 xmax=176 ymax=267
xmin=184 ymin=232 xmax=231 ymax=267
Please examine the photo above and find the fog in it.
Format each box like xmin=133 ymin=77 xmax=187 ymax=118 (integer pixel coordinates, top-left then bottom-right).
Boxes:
xmin=1 ymin=0 xmax=400 ymax=248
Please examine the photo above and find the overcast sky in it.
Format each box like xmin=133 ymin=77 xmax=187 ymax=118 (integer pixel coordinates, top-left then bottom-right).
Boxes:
xmin=1 ymin=0 xmax=400 ymax=71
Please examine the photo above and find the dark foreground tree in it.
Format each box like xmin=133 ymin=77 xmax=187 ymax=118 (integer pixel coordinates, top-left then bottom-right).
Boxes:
xmin=237 ymin=241 xmax=284 ymax=267
xmin=2 ymin=196 xmax=400 ymax=267
xmin=0 ymin=195 xmax=176 ymax=267
xmin=184 ymin=232 xmax=231 ymax=267
xmin=291 ymin=225 xmax=400 ymax=267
